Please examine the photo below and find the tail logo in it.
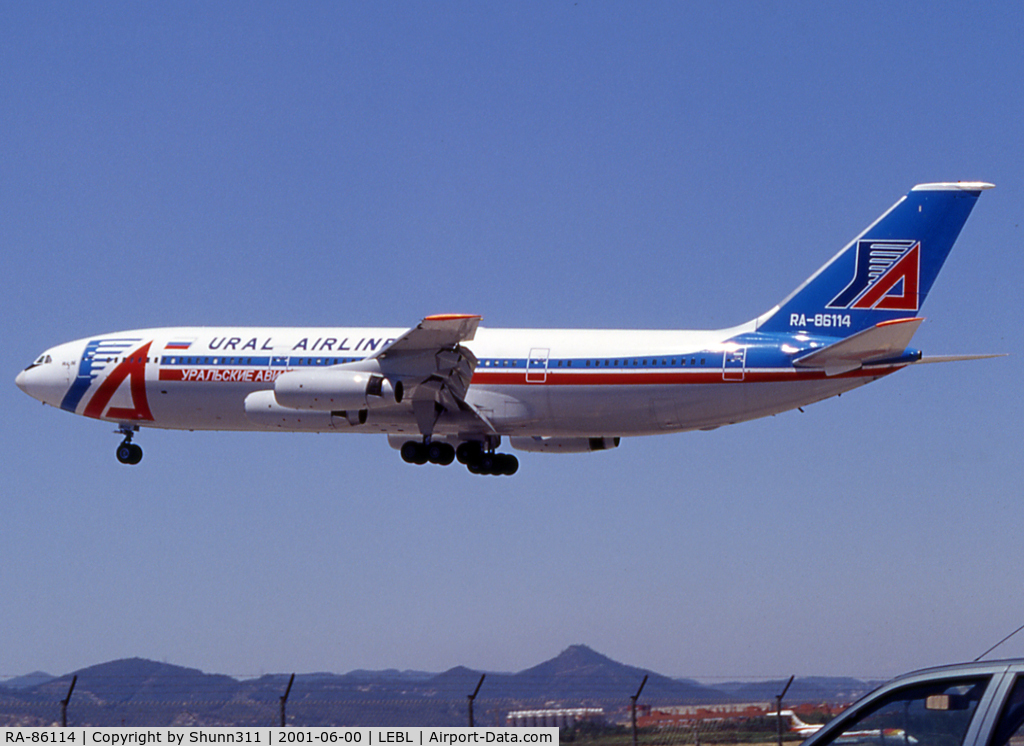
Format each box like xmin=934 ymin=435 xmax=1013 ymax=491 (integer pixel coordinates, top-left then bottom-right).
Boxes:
xmin=827 ymin=240 xmax=920 ymax=311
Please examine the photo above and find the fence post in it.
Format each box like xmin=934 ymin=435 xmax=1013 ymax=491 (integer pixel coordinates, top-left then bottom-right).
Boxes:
xmin=467 ymin=674 xmax=485 ymax=727
xmin=60 ymin=675 xmax=77 ymax=728
xmin=280 ymin=673 xmax=295 ymax=727
xmin=631 ymin=675 xmax=648 ymax=746
xmin=776 ymin=675 xmax=794 ymax=746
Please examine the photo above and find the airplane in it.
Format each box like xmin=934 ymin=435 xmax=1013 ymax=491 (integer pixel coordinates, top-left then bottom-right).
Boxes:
xmin=766 ymin=710 xmax=825 ymax=739
xmin=16 ymin=182 xmax=998 ymax=476
xmin=768 ymin=711 xmax=913 ymax=745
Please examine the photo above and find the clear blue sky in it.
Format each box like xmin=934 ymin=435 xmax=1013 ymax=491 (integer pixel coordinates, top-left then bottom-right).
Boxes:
xmin=2 ymin=1 xmax=1022 ymax=684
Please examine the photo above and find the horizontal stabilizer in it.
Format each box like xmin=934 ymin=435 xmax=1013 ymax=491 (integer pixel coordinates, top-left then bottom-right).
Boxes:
xmin=793 ymin=317 xmax=924 ymax=376
xmin=913 ymin=353 xmax=1007 ymax=364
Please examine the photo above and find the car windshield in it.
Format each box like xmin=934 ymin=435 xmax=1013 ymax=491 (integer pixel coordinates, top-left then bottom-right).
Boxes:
xmin=818 ymin=677 xmax=989 ymax=746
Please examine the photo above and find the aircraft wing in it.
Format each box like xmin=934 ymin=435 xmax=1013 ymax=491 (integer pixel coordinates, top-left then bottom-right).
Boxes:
xmin=372 ymin=314 xmax=481 ymax=358
xmin=793 ymin=317 xmax=924 ymax=376
xmin=371 ymin=314 xmax=488 ymax=435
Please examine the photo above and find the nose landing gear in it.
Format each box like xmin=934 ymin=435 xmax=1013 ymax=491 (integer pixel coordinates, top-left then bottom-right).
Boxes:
xmin=115 ymin=425 xmax=143 ymax=465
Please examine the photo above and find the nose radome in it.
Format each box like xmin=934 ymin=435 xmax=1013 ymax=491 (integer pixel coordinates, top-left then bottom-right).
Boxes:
xmin=15 ymin=356 xmax=68 ymax=406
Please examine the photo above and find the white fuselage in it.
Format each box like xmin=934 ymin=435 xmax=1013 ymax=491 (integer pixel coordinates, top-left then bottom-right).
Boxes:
xmin=17 ymin=323 xmax=897 ymax=441
xmin=14 ymin=182 xmax=992 ymax=469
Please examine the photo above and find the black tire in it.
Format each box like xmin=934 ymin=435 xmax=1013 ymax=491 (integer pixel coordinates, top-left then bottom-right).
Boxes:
xmin=400 ymin=441 xmax=421 ymax=464
xmin=478 ymin=453 xmax=495 ymax=475
xmin=436 ymin=443 xmax=455 ymax=466
xmin=116 ymin=444 xmax=133 ymax=464
xmin=498 ymin=454 xmax=519 ymax=476
xmin=456 ymin=442 xmax=482 ymax=465
xmin=426 ymin=442 xmax=446 ymax=464
xmin=128 ymin=444 xmax=143 ymax=465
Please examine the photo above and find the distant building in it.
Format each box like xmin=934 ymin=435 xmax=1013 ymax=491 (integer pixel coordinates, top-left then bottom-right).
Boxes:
xmin=655 ymin=702 xmax=772 ymax=717
xmin=506 ymin=707 xmax=606 ymax=728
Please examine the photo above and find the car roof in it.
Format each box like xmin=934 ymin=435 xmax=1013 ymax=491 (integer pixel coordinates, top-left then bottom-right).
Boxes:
xmin=891 ymin=659 xmax=1024 ymax=680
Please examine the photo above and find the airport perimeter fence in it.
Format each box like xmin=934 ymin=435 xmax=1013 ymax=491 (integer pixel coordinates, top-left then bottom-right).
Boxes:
xmin=0 ymin=694 xmax=828 ymax=741
xmin=1 ymin=668 xmax=850 ymax=735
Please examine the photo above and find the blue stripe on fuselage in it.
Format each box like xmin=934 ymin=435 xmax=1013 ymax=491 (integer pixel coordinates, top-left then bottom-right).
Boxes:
xmin=60 ymin=338 xmax=139 ymax=412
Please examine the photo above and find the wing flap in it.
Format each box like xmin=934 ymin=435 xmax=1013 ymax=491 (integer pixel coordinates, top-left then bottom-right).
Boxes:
xmin=371 ymin=314 xmax=484 ymax=436
xmin=793 ymin=317 xmax=924 ymax=376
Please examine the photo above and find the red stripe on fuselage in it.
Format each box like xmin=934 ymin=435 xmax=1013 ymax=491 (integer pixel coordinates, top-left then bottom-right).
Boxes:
xmin=153 ymin=364 xmax=904 ymax=387
xmin=470 ymin=366 xmax=903 ymax=386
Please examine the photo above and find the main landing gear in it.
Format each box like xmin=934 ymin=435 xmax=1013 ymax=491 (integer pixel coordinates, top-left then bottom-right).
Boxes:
xmin=115 ymin=425 xmax=143 ymax=465
xmin=400 ymin=440 xmax=455 ymax=466
xmin=400 ymin=440 xmax=519 ymax=476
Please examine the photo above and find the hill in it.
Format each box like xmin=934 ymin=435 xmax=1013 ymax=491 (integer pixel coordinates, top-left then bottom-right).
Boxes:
xmin=709 ymin=676 xmax=881 ymax=704
xmin=1 ymin=645 xmax=875 ymax=726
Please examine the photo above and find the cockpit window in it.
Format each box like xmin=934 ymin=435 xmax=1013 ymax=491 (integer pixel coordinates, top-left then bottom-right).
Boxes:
xmin=27 ymin=354 xmax=52 ymax=369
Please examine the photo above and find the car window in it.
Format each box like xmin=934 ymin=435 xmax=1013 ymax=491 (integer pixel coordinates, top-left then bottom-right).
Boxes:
xmin=989 ymin=676 xmax=1024 ymax=746
xmin=817 ymin=677 xmax=989 ymax=746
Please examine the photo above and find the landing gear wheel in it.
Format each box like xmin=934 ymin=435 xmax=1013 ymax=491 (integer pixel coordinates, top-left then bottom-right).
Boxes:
xmin=456 ymin=442 xmax=483 ymax=465
xmin=463 ymin=451 xmax=519 ymax=476
xmin=477 ymin=452 xmax=495 ymax=474
xmin=427 ymin=442 xmax=455 ymax=466
xmin=400 ymin=441 xmax=428 ymax=465
xmin=116 ymin=442 xmax=143 ymax=465
xmin=115 ymin=425 xmax=143 ymax=465
xmin=496 ymin=454 xmax=519 ymax=475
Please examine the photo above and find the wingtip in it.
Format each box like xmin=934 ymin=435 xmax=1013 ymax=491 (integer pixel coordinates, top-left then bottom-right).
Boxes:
xmin=423 ymin=313 xmax=483 ymax=322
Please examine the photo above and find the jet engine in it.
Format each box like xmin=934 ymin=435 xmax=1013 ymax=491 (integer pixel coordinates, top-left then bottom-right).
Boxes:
xmin=273 ymin=368 xmax=402 ymax=411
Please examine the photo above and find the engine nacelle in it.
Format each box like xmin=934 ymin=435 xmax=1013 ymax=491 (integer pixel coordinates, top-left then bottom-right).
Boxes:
xmin=509 ymin=436 xmax=620 ymax=453
xmin=244 ymin=390 xmax=338 ymax=430
xmin=273 ymin=368 xmax=402 ymax=411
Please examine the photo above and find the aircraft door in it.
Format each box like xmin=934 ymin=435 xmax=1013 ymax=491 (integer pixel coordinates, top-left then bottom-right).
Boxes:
xmin=270 ymin=356 xmax=289 ymax=384
xmin=526 ymin=348 xmax=550 ymax=383
xmin=722 ymin=346 xmax=746 ymax=381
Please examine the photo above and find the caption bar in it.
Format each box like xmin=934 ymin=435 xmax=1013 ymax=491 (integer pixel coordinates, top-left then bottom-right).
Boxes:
xmin=2 ymin=729 xmax=558 ymax=745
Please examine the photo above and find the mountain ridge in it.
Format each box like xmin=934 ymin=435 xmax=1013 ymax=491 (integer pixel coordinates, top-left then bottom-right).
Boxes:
xmin=1 ymin=645 xmax=878 ymax=726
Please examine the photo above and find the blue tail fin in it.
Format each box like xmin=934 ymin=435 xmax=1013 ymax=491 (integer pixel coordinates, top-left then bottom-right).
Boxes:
xmin=756 ymin=182 xmax=993 ymax=336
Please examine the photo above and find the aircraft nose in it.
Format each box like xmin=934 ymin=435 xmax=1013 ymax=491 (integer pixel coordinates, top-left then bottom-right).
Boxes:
xmin=15 ymin=355 xmax=68 ymax=407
